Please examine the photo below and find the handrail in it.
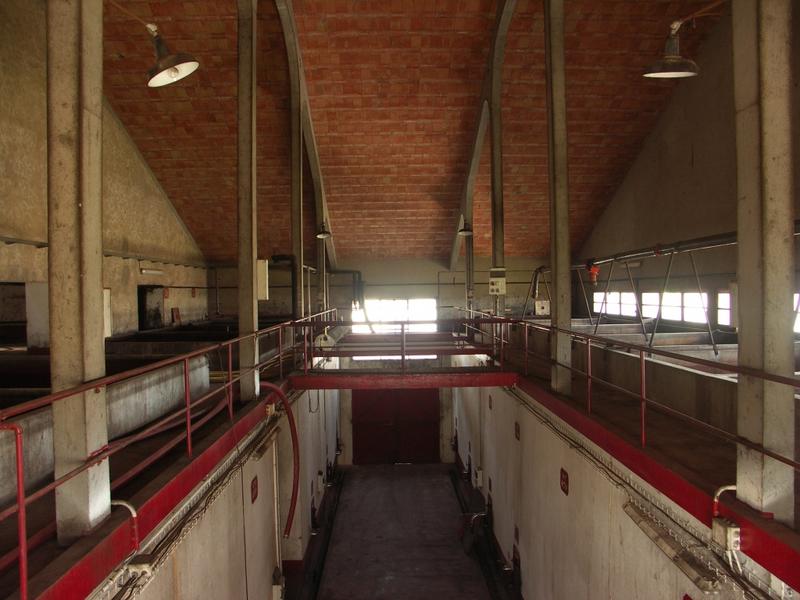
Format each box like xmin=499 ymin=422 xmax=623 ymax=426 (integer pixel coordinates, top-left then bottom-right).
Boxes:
xmin=0 ymin=307 xmax=338 ymax=599
xmin=457 ymin=307 xmax=800 ymax=474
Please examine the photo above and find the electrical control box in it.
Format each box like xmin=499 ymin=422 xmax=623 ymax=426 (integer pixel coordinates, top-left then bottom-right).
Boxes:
xmin=257 ymin=259 xmax=269 ymax=301
xmin=489 ymin=277 xmax=506 ymax=295
xmin=711 ymin=517 xmax=740 ymax=550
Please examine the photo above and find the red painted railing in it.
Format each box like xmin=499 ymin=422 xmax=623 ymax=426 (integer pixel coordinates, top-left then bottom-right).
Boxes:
xmin=0 ymin=308 xmax=336 ymax=600
xmin=459 ymin=307 xmax=800 ymax=473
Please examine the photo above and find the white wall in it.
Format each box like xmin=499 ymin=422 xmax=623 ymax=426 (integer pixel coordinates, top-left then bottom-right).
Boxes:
xmin=133 ymin=443 xmax=280 ymax=600
xmin=451 ymin=353 xmax=789 ymax=598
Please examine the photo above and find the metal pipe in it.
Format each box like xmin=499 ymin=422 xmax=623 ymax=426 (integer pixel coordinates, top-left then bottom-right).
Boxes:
xmin=712 ymin=484 xmax=737 ymax=517
xmin=536 ymin=219 xmax=800 ymax=276
xmin=259 ymin=382 xmax=299 ymax=538
xmin=183 ymin=358 xmax=192 ymax=457
xmin=576 ymin=269 xmax=594 ymax=326
xmin=0 ymin=424 xmax=27 ymax=600
xmin=689 ymin=252 xmax=718 ymax=356
xmin=639 ymin=350 xmax=647 ymax=447
xmin=110 ymin=499 xmax=139 ymax=551
xmin=625 ymin=262 xmax=647 ymax=339
xmin=648 ymin=252 xmax=675 ymax=348
xmin=593 ymin=260 xmax=615 ymax=335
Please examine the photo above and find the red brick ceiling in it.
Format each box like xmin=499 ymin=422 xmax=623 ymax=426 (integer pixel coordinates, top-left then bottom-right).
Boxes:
xmin=103 ymin=0 xmax=720 ymax=264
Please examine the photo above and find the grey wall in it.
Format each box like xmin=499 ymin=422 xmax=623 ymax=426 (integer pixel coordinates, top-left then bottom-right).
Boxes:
xmin=0 ymin=0 xmax=209 ymax=336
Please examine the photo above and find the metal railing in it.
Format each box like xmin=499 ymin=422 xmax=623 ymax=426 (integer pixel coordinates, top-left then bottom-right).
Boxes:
xmin=459 ymin=307 xmax=800 ymax=474
xmin=0 ymin=308 xmax=337 ymax=600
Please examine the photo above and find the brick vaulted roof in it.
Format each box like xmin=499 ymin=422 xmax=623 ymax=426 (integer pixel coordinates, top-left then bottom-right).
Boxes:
xmin=103 ymin=0 xmax=720 ymax=264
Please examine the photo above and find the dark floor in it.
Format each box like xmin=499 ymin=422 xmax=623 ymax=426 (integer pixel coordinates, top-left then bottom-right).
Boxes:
xmin=317 ymin=464 xmax=492 ymax=600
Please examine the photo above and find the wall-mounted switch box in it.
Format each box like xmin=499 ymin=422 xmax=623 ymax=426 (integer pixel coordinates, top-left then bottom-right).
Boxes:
xmin=711 ymin=517 xmax=740 ymax=550
xmin=489 ymin=277 xmax=506 ymax=296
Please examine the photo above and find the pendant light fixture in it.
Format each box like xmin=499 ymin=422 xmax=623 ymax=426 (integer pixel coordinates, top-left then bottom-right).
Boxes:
xmin=316 ymin=223 xmax=332 ymax=240
xmin=643 ymin=0 xmax=726 ymax=80
xmin=108 ymin=0 xmax=200 ymax=87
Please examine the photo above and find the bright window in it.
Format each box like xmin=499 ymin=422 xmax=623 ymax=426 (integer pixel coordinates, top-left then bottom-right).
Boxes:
xmin=717 ymin=292 xmax=731 ymax=326
xmin=621 ymin=292 xmax=638 ymax=317
xmin=683 ymin=292 xmax=709 ymax=323
xmin=794 ymin=293 xmax=800 ymax=333
xmin=642 ymin=293 xmax=660 ymax=318
xmin=661 ymin=292 xmax=682 ymax=321
xmin=350 ymin=298 xmax=438 ymax=359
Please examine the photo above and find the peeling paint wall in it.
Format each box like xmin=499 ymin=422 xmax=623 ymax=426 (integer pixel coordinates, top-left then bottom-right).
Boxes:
xmin=0 ymin=0 xmax=208 ymax=337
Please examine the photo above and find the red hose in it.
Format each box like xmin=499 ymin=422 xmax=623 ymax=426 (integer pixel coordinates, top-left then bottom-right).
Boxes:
xmin=260 ymin=381 xmax=299 ymax=538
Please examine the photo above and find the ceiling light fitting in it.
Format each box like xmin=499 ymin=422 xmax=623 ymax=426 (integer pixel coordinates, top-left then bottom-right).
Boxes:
xmin=643 ymin=0 xmax=726 ymax=79
xmin=316 ymin=223 xmax=332 ymax=240
xmin=108 ymin=0 xmax=199 ymax=87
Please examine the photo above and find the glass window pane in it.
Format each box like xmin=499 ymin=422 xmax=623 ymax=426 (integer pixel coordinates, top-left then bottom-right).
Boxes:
xmin=408 ymin=298 xmax=437 ymax=332
xmin=642 ymin=292 xmax=660 ymax=306
xmin=620 ymin=292 xmax=637 ymax=316
xmin=718 ymin=292 xmax=730 ymax=310
xmin=718 ymin=309 xmax=731 ymax=326
xmin=661 ymin=305 xmax=681 ymax=320
xmin=684 ymin=307 xmax=707 ymax=323
xmin=606 ymin=292 xmax=620 ymax=315
xmin=593 ymin=292 xmax=605 ymax=313
xmin=683 ymin=292 xmax=708 ymax=308
xmin=662 ymin=292 xmax=681 ymax=306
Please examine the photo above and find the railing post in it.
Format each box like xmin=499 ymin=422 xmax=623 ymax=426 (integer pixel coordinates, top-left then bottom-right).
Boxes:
xmin=524 ymin=324 xmax=529 ymax=376
xmin=1 ymin=425 xmax=27 ymax=600
xmin=183 ymin=358 xmax=193 ymax=457
xmin=499 ymin=321 xmax=505 ymax=368
xmin=639 ymin=349 xmax=646 ymax=447
xmin=309 ymin=324 xmax=315 ymax=370
xmin=303 ymin=326 xmax=309 ymax=375
xmin=586 ymin=339 xmax=592 ymax=413
xmin=226 ymin=344 xmax=233 ymax=420
xmin=401 ymin=322 xmax=406 ymax=373
xmin=278 ymin=326 xmax=283 ymax=380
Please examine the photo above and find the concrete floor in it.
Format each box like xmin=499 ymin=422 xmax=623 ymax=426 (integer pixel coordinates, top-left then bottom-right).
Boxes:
xmin=317 ymin=464 xmax=492 ymax=600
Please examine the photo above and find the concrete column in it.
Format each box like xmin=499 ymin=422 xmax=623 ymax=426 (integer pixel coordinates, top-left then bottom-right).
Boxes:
xmin=47 ymin=0 xmax=110 ymax=543
xmin=291 ymin=92 xmax=304 ymax=319
xmin=238 ymin=0 xmax=259 ymax=401
xmin=489 ymin=88 xmax=505 ymax=316
xmin=544 ymin=0 xmax=572 ymax=395
xmin=733 ymin=0 xmax=795 ymax=525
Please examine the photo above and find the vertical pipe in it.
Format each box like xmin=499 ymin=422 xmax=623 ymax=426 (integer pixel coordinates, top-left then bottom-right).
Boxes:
xmin=303 ymin=327 xmax=308 ymax=375
xmin=278 ymin=327 xmax=284 ymax=380
xmin=309 ymin=324 xmax=314 ymax=370
xmin=577 ymin=269 xmax=594 ymax=326
xmin=401 ymin=323 xmax=406 ymax=373
xmin=625 ymin=262 xmax=647 ymax=339
xmin=226 ymin=344 xmax=234 ymax=420
xmin=524 ymin=324 xmax=529 ymax=376
xmin=592 ymin=260 xmax=615 ymax=335
xmin=689 ymin=252 xmax=719 ymax=356
xmin=648 ymin=252 xmax=675 ymax=349
xmin=586 ymin=339 xmax=592 ymax=413
xmin=1 ymin=425 xmax=27 ymax=600
xmin=183 ymin=358 xmax=192 ymax=457
xmin=639 ymin=349 xmax=647 ymax=447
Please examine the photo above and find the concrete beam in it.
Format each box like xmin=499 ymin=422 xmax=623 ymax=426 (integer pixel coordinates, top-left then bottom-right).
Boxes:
xmin=544 ymin=0 xmax=571 ymax=395
xmin=238 ymin=0 xmax=259 ymax=400
xmin=448 ymin=0 xmax=517 ymax=312
xmin=733 ymin=0 xmax=795 ymax=525
xmin=46 ymin=0 xmax=110 ymax=543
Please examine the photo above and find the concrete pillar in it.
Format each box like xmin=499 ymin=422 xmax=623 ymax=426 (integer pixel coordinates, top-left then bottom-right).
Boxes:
xmin=733 ymin=0 xmax=795 ymax=525
xmin=238 ymin=0 xmax=259 ymax=401
xmin=291 ymin=90 xmax=304 ymax=319
xmin=489 ymin=90 xmax=505 ymax=316
xmin=46 ymin=0 xmax=110 ymax=543
xmin=544 ymin=0 xmax=572 ymax=395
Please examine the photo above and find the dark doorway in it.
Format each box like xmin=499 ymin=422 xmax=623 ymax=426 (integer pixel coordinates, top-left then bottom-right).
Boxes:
xmin=137 ymin=286 xmax=164 ymax=331
xmin=0 ymin=283 xmax=26 ymax=346
xmin=352 ymin=388 xmax=440 ymax=464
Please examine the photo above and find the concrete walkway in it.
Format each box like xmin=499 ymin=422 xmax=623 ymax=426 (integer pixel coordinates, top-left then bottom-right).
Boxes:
xmin=317 ymin=464 xmax=492 ymax=600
